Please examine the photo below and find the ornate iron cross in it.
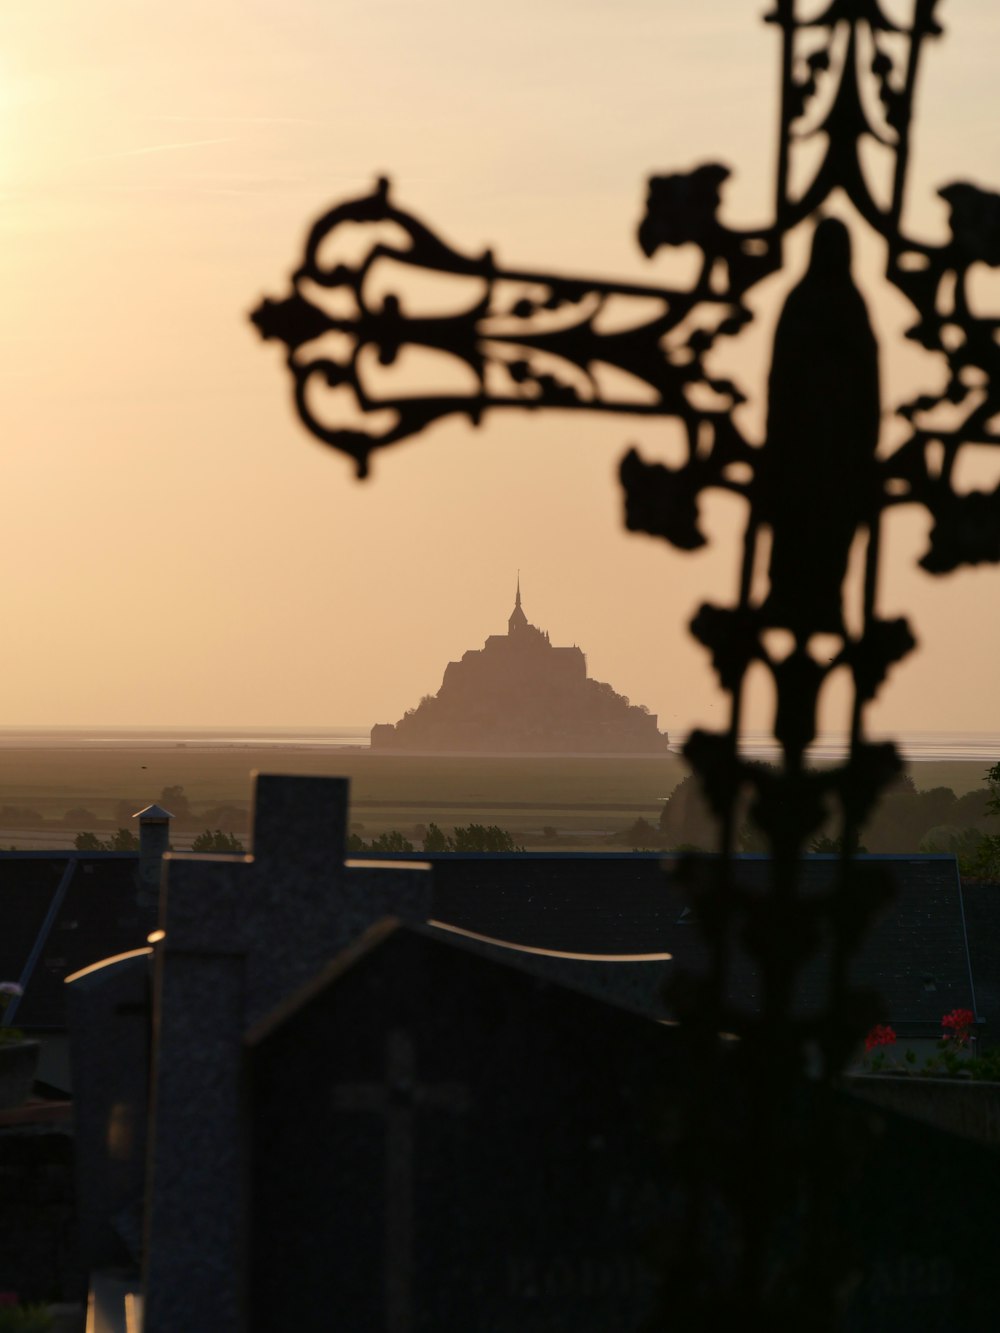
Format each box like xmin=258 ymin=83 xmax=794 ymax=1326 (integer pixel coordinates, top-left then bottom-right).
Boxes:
xmin=252 ymin=0 xmax=999 ymax=1320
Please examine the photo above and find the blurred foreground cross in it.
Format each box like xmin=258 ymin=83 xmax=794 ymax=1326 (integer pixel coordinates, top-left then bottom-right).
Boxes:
xmin=252 ymin=0 xmax=1000 ymax=1320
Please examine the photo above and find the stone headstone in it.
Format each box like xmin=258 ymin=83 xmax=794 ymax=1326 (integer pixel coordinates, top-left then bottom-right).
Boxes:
xmin=65 ymin=947 xmax=152 ymax=1270
xmin=246 ymin=921 xmax=674 ymax=1333
xmin=246 ymin=920 xmax=1000 ymax=1333
xmin=143 ymin=774 xmax=432 ymax=1333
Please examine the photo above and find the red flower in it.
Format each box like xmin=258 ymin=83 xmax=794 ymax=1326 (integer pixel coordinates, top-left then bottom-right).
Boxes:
xmin=864 ymin=1023 xmax=897 ymax=1052
xmin=941 ymin=1008 xmax=974 ymax=1046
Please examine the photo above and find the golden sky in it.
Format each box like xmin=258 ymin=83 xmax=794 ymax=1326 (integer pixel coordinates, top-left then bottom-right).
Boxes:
xmin=0 ymin=0 xmax=998 ymax=735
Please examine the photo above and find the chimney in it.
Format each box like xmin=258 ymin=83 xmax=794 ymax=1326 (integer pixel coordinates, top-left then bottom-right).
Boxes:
xmin=133 ymin=803 xmax=173 ymax=909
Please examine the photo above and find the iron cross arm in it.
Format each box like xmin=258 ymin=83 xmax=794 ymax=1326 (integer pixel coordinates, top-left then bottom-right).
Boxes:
xmin=250 ymin=174 xmax=768 ymax=483
xmin=251 ymin=0 xmax=997 ymax=583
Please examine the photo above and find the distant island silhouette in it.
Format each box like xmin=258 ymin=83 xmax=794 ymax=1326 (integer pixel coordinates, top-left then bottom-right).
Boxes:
xmin=371 ymin=583 xmax=671 ymax=754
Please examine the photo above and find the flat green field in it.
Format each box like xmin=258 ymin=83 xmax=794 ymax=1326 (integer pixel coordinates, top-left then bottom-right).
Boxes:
xmin=0 ymin=748 xmax=687 ymax=810
xmin=0 ymin=742 xmax=990 ymax=851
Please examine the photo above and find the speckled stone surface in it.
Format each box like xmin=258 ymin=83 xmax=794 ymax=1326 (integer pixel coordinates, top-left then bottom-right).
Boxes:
xmin=247 ymin=923 xmax=674 ymax=1333
xmin=143 ymin=774 xmax=431 ymax=1333
xmin=245 ymin=922 xmax=1000 ymax=1333
xmin=66 ymin=947 xmax=152 ymax=1270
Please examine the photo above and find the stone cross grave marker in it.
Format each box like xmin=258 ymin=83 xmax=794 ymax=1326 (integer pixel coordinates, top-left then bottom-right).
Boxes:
xmin=143 ymin=773 xmax=432 ymax=1333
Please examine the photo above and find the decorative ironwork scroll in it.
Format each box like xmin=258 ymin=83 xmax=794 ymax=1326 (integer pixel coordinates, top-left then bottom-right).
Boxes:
xmin=250 ymin=172 xmax=755 ymax=484
xmin=253 ymin=0 xmax=999 ymax=1323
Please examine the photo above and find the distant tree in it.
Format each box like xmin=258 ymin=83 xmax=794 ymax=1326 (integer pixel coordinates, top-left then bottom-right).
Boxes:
xmin=969 ymin=837 xmax=1000 ymax=879
xmin=422 ymin=823 xmax=451 ymax=853
xmin=75 ymin=827 xmax=139 ymax=852
xmin=961 ymin=763 xmax=1000 ymax=878
xmin=63 ymin=806 xmax=99 ymax=827
xmin=810 ymin=834 xmax=869 ymax=854
xmin=0 ymin=805 xmax=44 ymax=827
xmin=952 ymin=787 xmax=995 ymax=827
xmin=737 ymin=820 xmax=769 ymax=854
xmin=368 ymin=830 xmax=415 ymax=853
xmin=917 ymin=786 xmax=960 ymax=827
xmin=160 ymin=785 xmax=191 ymax=818
xmin=108 ymin=827 xmax=140 ymax=851
xmin=451 ymin=823 xmax=524 ymax=853
xmin=347 ymin=829 xmax=414 ymax=853
xmin=918 ymin=822 xmax=981 ymax=857
xmin=607 ymin=816 xmax=662 ymax=849
xmin=628 ymin=816 xmax=662 ymax=848
xmin=857 ymin=763 xmax=1000 ymax=860
xmin=191 ymin=829 xmax=245 ymax=854
xmin=810 ymin=835 xmax=838 ymax=854
xmin=421 ymin=822 xmax=523 ymax=853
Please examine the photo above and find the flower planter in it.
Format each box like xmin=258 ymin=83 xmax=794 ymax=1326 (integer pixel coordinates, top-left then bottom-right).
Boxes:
xmin=0 ymin=1041 xmax=41 ymax=1110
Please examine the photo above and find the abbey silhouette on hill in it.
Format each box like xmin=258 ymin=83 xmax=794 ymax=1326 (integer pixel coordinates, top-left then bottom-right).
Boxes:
xmin=371 ymin=583 xmax=671 ymax=754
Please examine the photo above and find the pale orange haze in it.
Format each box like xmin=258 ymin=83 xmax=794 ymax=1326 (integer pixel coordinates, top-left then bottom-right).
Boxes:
xmin=1 ymin=0 xmax=999 ymax=735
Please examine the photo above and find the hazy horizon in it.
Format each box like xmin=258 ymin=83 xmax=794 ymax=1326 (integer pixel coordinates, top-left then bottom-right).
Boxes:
xmin=5 ymin=723 xmax=1000 ymax=766
xmin=3 ymin=1 xmax=1000 ymax=734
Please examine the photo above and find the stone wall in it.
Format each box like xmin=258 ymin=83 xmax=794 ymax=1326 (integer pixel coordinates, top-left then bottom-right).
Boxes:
xmin=846 ymin=1075 xmax=1000 ymax=1146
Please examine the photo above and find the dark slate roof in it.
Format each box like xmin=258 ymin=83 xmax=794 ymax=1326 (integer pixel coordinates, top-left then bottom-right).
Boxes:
xmin=427 ymin=853 xmax=977 ymax=1030
xmin=709 ymin=856 xmax=974 ymax=1029
xmin=0 ymin=848 xmax=982 ymax=1035
xmin=0 ymin=857 xmax=69 ymax=991
xmin=0 ymin=852 xmax=153 ymax=1030
xmin=430 ymin=852 xmax=676 ymax=954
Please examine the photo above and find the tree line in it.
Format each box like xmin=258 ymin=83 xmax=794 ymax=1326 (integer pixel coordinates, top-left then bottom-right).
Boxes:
xmin=74 ymin=828 xmax=245 ymax=853
xmin=349 ymin=822 xmax=524 ymax=854
xmin=650 ymin=762 xmax=1000 ymax=874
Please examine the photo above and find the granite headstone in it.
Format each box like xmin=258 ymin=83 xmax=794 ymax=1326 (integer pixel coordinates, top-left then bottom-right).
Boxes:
xmin=143 ymin=774 xmax=432 ymax=1333
xmin=247 ymin=921 xmax=674 ymax=1333
xmin=247 ymin=920 xmax=1000 ymax=1333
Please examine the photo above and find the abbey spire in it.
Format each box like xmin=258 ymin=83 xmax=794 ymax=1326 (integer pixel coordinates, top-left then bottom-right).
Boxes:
xmin=508 ymin=573 xmax=528 ymax=634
